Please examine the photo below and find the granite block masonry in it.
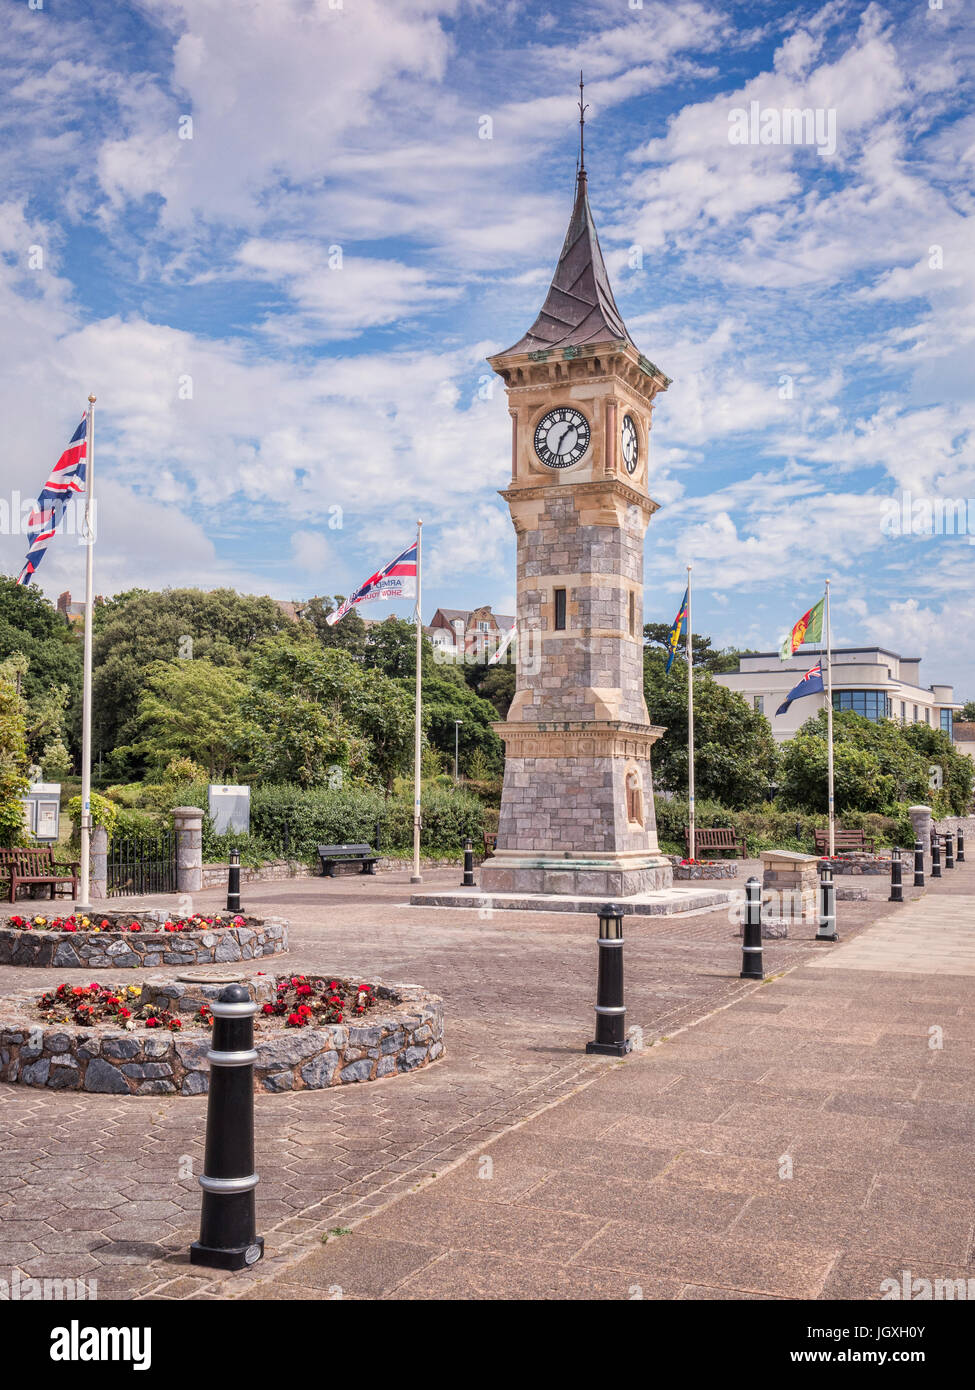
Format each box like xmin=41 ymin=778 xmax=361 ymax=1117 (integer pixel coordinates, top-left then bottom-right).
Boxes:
xmin=0 ymin=980 xmax=443 ymax=1094
xmin=476 ymin=159 xmax=674 ymax=900
xmin=761 ymin=849 xmax=820 ymax=923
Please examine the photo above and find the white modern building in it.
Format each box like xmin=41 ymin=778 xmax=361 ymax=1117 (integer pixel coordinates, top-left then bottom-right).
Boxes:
xmin=714 ymin=646 xmax=960 ymax=744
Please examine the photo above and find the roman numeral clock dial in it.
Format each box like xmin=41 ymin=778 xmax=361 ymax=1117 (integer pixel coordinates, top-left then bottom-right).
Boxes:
xmin=533 ymin=407 xmax=591 ymax=469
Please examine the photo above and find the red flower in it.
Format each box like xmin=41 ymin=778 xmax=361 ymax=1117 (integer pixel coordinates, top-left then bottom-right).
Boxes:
xmin=295 ymin=984 xmax=312 ymax=996
xmin=262 ymin=1003 xmax=274 ymax=1014
xmin=118 ymin=1006 xmax=131 ymax=1020
xmin=297 ymin=1004 xmax=312 ymax=1017
xmin=145 ymin=1017 xmax=159 ymax=1028
xmin=286 ymin=1012 xmax=303 ymax=1028
xmin=170 ymin=1018 xmax=182 ymax=1031
xmin=128 ymin=922 xmax=141 ymax=933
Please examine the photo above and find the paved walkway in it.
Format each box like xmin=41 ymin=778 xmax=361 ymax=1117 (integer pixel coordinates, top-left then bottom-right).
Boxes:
xmin=0 ymin=859 xmax=970 ymax=1299
xmin=245 ymin=868 xmax=975 ymax=1301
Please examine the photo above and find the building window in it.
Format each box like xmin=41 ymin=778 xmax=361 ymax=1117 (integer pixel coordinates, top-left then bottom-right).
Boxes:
xmin=900 ymin=701 xmax=906 ymax=723
xmin=754 ymin=695 xmax=764 ymax=715
xmin=554 ymin=588 xmax=566 ymax=631
xmin=628 ymin=590 xmax=636 ymax=637
xmin=941 ymin=708 xmax=953 ymax=736
xmin=925 ymin=707 xmax=931 ymax=725
xmin=477 ymin=621 xmax=489 ymax=632
xmin=913 ymin=705 xmax=918 ymax=723
xmin=832 ymin=690 xmax=891 ymax=721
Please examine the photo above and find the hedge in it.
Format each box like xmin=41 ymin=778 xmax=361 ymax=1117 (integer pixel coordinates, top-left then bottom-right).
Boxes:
xmin=654 ymin=797 xmax=916 ymax=857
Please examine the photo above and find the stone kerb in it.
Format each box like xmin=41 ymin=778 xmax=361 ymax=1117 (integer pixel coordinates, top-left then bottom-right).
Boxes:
xmin=761 ymin=849 xmax=820 ymax=923
xmin=0 ymin=912 xmax=288 ymax=968
xmin=0 ymin=980 xmax=444 ymax=1095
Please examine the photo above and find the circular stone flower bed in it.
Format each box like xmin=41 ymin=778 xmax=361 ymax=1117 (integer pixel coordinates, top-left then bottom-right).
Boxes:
xmin=0 ymin=972 xmax=443 ymax=1095
xmin=0 ymin=910 xmax=288 ymax=968
xmin=668 ymin=857 xmax=739 ymax=880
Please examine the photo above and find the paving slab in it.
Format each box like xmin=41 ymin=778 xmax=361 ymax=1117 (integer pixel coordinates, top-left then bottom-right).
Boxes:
xmin=2 ymin=859 xmax=973 ymax=1299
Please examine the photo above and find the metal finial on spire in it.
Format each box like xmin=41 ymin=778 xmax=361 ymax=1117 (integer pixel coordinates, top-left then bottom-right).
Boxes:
xmin=578 ymin=70 xmax=588 ymax=175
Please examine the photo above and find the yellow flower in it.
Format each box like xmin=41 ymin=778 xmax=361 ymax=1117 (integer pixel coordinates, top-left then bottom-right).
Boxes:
xmin=127 ymin=986 xmax=141 ymax=996
xmin=34 ymin=917 xmax=47 ymax=926
xmin=81 ymin=917 xmax=90 ymax=926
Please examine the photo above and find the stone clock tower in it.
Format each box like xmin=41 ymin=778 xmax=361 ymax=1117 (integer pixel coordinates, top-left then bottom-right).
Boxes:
xmin=479 ymin=148 xmax=673 ymax=900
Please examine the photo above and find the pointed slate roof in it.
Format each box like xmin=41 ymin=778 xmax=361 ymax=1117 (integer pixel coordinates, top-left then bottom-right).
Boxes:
xmin=502 ymin=170 xmax=632 ymax=355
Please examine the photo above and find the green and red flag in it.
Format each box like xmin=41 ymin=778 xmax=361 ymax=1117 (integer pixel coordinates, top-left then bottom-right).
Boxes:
xmin=779 ymin=596 xmax=824 ymax=660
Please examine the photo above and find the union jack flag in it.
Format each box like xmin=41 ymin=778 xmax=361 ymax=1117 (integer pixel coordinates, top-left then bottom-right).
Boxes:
xmin=776 ymin=661 xmax=824 ymax=715
xmin=326 ymin=540 xmax=418 ymax=625
xmin=17 ymin=412 xmax=88 ymax=585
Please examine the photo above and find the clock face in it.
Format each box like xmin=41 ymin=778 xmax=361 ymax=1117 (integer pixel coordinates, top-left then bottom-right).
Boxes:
xmin=533 ymin=407 xmax=591 ymax=469
xmin=621 ymin=414 xmax=639 ymax=474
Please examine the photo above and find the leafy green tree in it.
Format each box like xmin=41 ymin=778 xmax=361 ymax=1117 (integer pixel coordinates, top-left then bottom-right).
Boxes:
xmin=244 ymin=632 xmax=413 ymax=790
xmin=423 ymin=666 xmax=504 ymax=775
xmin=92 ymin=588 xmax=290 ymax=765
xmin=643 ymin=621 xmax=749 ymax=674
xmin=644 ymin=650 xmax=778 ymax=806
xmin=778 ymin=709 xmax=972 ymax=816
xmin=0 ymin=671 xmax=30 ymax=846
xmin=463 ymin=659 xmax=516 ymax=717
xmin=302 ymin=596 xmax=367 ymax=657
xmin=135 ymin=659 xmax=251 ymax=780
xmin=363 ymin=616 xmax=435 ymax=681
xmin=0 ymin=653 xmax=73 ymax=778
xmin=959 ymin=700 xmax=975 ymax=722
xmin=0 ymin=577 xmax=82 ymax=753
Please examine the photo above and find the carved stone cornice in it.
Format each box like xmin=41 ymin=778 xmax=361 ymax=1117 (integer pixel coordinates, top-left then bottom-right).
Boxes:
xmin=492 ymin=719 xmax=665 ymax=760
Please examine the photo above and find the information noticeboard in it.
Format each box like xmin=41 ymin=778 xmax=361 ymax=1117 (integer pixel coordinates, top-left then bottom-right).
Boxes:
xmin=208 ymin=784 xmax=250 ymax=835
xmin=21 ymin=783 xmax=61 ymax=844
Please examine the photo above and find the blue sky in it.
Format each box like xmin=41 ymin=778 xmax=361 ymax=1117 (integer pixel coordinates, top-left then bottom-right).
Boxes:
xmin=1 ymin=0 xmax=973 ymax=693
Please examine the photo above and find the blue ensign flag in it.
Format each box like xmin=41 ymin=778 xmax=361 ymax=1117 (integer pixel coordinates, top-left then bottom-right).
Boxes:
xmin=776 ymin=661 xmax=825 ymax=716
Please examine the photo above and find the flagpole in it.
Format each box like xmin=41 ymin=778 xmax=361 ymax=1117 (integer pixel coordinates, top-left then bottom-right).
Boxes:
xmin=687 ymin=564 xmax=695 ymax=862
xmin=825 ymin=578 xmax=835 ymax=858
xmin=410 ymin=519 xmax=423 ymax=884
xmin=76 ymin=394 xmax=96 ymax=909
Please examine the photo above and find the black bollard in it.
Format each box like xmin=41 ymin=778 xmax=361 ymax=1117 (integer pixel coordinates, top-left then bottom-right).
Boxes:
xmin=931 ymin=835 xmax=942 ymax=879
xmin=226 ymin=848 xmax=241 ymax=914
xmin=739 ymin=877 xmax=765 ymax=979
xmin=889 ymin=848 xmax=903 ymax=903
xmin=914 ymin=838 xmax=925 ymax=888
xmin=461 ymin=836 xmax=475 ymax=887
xmin=586 ymin=905 xmax=631 ymax=1056
xmin=190 ymin=984 xmax=263 ymax=1271
xmin=816 ymin=860 xmax=837 ymax=941
xmin=944 ymin=830 xmax=954 ymax=870
xmin=958 ymin=830 xmax=965 ymax=864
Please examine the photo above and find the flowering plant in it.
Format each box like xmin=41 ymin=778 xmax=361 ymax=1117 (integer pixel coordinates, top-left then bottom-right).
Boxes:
xmin=262 ymin=975 xmax=377 ymax=1029
xmin=33 ymin=982 xmax=180 ymax=1030
xmin=9 ymin=911 xmax=247 ymax=934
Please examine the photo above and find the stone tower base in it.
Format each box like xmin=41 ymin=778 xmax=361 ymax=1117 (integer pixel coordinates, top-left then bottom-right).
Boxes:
xmin=479 ymin=850 xmax=673 ymax=898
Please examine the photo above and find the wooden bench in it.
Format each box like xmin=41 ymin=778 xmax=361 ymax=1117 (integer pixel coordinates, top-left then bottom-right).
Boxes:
xmin=0 ymin=846 xmax=80 ymax=902
xmin=684 ymin=826 xmax=746 ymax=859
xmin=317 ymin=843 xmax=377 ymax=878
xmin=814 ymin=828 xmax=875 ymax=855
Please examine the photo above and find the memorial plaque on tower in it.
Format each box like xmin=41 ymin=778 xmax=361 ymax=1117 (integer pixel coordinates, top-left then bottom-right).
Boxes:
xmin=479 ymin=110 xmax=674 ymax=899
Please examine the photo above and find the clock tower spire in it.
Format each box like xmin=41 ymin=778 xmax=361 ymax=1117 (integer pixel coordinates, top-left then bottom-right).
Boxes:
xmin=479 ymin=116 xmax=674 ymax=901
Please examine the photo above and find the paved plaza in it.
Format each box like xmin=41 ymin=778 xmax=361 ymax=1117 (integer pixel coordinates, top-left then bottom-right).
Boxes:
xmin=0 ymin=860 xmax=972 ymax=1300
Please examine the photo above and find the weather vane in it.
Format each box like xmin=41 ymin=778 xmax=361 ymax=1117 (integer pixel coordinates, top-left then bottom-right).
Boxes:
xmin=578 ymin=70 xmax=588 ymax=173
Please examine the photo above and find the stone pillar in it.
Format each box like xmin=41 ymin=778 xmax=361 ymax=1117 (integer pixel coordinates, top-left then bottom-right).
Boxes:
xmin=89 ymin=825 xmax=108 ymax=900
xmin=173 ymin=806 xmax=204 ymax=893
xmin=908 ymin=805 xmax=933 ymax=848
xmin=761 ymin=850 xmax=819 ymax=924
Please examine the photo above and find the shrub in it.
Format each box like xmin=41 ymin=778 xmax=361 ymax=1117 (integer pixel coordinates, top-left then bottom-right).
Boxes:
xmin=66 ymin=791 xmax=119 ymax=842
xmin=246 ymin=783 xmax=486 ymax=858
